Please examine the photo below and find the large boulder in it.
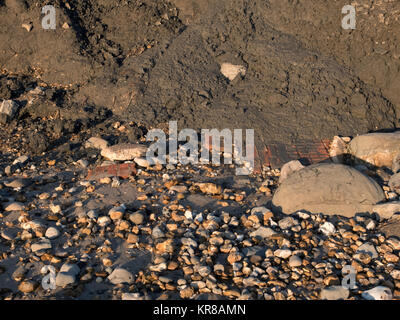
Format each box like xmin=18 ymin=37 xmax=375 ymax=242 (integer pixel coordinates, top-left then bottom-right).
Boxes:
xmin=348 ymin=132 xmax=400 ymax=169
xmin=272 ymin=163 xmax=385 ymax=217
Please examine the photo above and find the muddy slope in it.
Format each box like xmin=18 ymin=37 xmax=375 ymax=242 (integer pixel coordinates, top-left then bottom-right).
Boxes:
xmin=0 ymin=0 xmax=399 ymax=153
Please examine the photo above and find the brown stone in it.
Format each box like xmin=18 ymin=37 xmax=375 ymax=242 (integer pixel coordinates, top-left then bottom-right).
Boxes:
xmin=180 ymin=286 xmax=194 ymax=299
xmin=109 ymin=211 xmax=123 ymax=220
xmin=18 ymin=281 xmax=37 ymax=293
xmin=384 ymin=252 xmax=399 ymax=263
xmin=126 ymin=233 xmax=139 ymax=244
xmin=155 ymin=239 xmax=174 ymax=254
xmin=227 ymin=252 xmax=243 ymax=265
xmin=195 ymin=182 xmax=222 ymax=195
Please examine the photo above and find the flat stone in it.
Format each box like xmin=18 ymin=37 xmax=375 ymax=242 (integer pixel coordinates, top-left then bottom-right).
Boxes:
xmin=13 ymin=155 xmax=29 ymax=165
xmin=356 ymin=243 xmax=378 ymax=259
xmin=101 ymin=143 xmax=147 ymax=161
xmin=372 ymin=202 xmax=400 ymax=220
xmin=45 ymin=227 xmax=60 ymax=239
xmin=4 ymin=178 xmax=32 ymax=189
xmin=4 ymin=202 xmax=25 ymax=211
xmin=272 ymin=163 xmax=385 ymax=217
xmin=195 ymin=182 xmax=222 ymax=195
xmin=361 ymin=286 xmax=392 ymax=300
xmin=348 ymin=132 xmax=400 ymax=169
xmin=170 ymin=185 xmax=188 ymax=193
xmin=320 ymin=286 xmax=349 ymax=300
xmin=279 ymin=160 xmax=305 ymax=183
xmin=31 ymin=238 xmax=52 ymax=254
xmin=85 ymin=137 xmax=109 ymax=150
xmin=134 ymin=157 xmax=151 ymax=167
xmin=249 ymin=226 xmax=276 ymax=239
xmin=108 ymin=268 xmax=134 ymax=285
xmin=274 ymin=249 xmax=292 ymax=259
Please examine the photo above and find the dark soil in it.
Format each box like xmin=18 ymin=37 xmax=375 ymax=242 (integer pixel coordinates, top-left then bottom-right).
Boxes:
xmin=1 ymin=0 xmax=400 ymax=154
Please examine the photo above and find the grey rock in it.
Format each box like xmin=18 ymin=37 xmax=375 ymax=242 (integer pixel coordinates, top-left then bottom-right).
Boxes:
xmin=56 ymin=272 xmax=76 ymax=288
xmin=272 ymin=163 xmax=385 ymax=217
xmin=108 ymin=268 xmax=134 ymax=285
xmin=60 ymin=263 xmax=80 ymax=276
xmin=152 ymin=226 xmax=165 ymax=239
xmin=356 ymin=243 xmax=378 ymax=259
xmin=361 ymin=286 xmax=392 ymax=300
xmin=320 ymin=286 xmax=349 ymax=300
xmin=12 ymin=265 xmax=27 ymax=281
xmin=31 ymin=238 xmax=52 ymax=254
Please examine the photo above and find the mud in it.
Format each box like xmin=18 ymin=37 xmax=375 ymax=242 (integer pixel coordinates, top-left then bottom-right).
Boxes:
xmin=1 ymin=0 xmax=400 ymax=154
